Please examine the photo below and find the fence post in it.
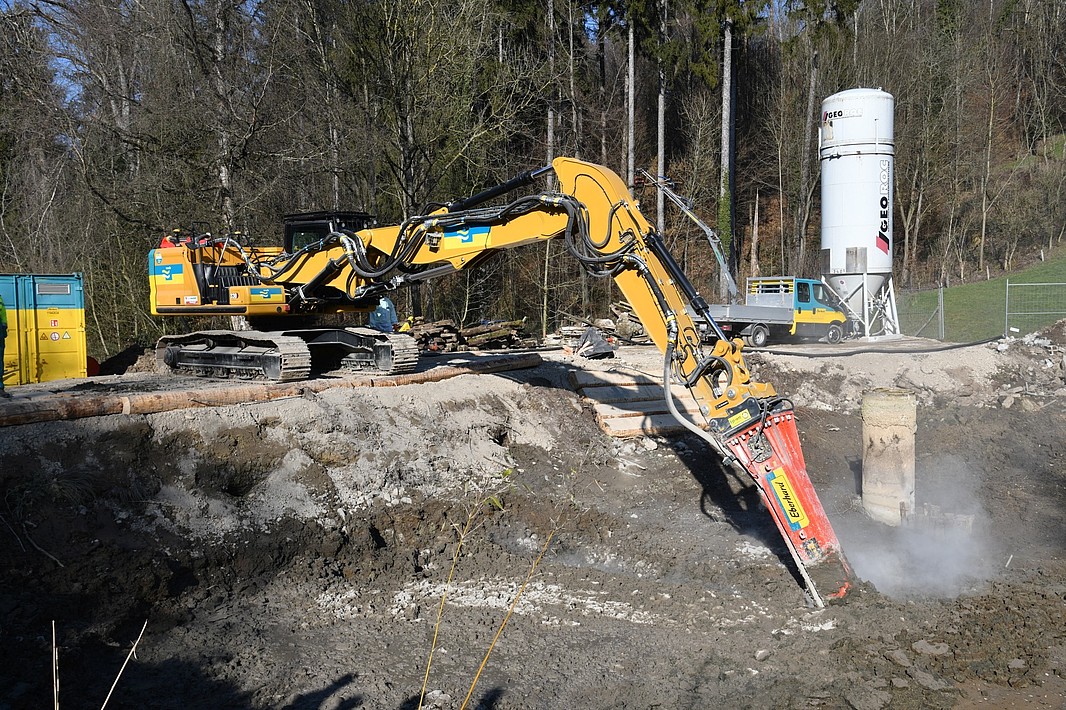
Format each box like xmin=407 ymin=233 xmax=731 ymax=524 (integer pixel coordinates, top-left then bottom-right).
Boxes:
xmin=1004 ymin=278 xmax=1010 ymax=339
xmin=936 ymin=287 xmax=943 ymax=340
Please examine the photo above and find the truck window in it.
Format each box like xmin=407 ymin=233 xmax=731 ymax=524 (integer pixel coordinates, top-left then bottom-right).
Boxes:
xmin=812 ymin=283 xmax=835 ymax=308
xmin=796 ymin=281 xmax=811 ymax=306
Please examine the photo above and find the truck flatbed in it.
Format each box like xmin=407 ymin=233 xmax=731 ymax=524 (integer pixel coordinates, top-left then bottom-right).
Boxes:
xmin=705 ymin=303 xmax=795 ymax=326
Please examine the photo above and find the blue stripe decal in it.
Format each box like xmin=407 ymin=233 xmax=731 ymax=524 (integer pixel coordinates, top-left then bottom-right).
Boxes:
xmin=150 ymin=263 xmax=184 ymax=280
xmin=443 ymin=225 xmax=490 ymax=243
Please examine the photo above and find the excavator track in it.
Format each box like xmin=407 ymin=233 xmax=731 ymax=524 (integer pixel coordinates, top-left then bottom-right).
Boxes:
xmin=156 ymin=330 xmax=313 ymax=382
xmin=336 ymin=328 xmax=419 ymax=375
xmin=156 ymin=328 xmax=420 ymax=382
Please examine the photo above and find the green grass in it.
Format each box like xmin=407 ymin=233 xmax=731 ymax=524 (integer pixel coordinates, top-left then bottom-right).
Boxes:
xmin=897 ymin=243 xmax=1066 ymax=342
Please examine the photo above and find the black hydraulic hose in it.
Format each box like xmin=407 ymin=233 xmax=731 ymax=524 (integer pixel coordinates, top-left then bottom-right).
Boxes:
xmin=663 ymin=331 xmax=734 ymax=463
xmin=556 ymin=198 xmax=636 ymax=275
xmin=678 ymin=354 xmax=732 ymax=391
xmin=642 ymin=231 xmax=729 ymax=343
xmin=252 ymin=239 xmax=329 ymax=282
xmin=346 ymin=192 xmax=575 ymax=281
xmin=292 ymin=254 xmax=347 ymax=301
xmin=748 ymin=336 xmax=1000 ymax=358
xmin=623 ymin=254 xmax=674 ymax=326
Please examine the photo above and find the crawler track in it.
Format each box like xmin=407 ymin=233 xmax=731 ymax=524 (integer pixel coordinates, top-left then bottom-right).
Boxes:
xmin=156 ymin=328 xmax=419 ymax=382
xmin=156 ymin=330 xmax=313 ymax=382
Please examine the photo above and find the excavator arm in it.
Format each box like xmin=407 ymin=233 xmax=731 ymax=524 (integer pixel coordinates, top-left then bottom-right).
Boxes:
xmin=395 ymin=157 xmax=854 ymax=604
xmin=148 ymin=157 xmax=854 ymax=603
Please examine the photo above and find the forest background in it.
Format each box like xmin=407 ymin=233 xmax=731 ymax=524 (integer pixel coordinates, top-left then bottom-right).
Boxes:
xmin=0 ymin=0 xmax=1063 ymax=359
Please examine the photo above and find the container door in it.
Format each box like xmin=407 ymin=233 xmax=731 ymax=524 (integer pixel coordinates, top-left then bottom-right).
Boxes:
xmin=26 ymin=275 xmax=87 ymax=383
xmin=0 ymin=274 xmax=19 ymax=387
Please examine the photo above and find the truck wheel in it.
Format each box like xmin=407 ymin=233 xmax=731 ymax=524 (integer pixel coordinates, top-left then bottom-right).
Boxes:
xmin=826 ymin=323 xmax=844 ymax=345
xmin=749 ymin=324 xmax=770 ymax=348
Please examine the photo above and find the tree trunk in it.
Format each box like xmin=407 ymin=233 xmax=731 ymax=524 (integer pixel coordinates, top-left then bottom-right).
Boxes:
xmin=656 ymin=0 xmax=667 ymax=235
xmin=599 ymin=22 xmax=608 ymax=166
xmin=718 ymin=18 xmax=733 ymax=300
xmin=568 ymin=0 xmax=579 ymax=157
xmin=211 ymin=4 xmax=236 ymax=232
xmin=979 ymin=71 xmax=995 ymax=273
xmin=750 ymin=187 xmax=761 ymax=278
xmin=541 ymin=241 xmax=551 ymax=338
xmin=627 ymin=20 xmax=635 ymax=190
xmin=795 ymin=50 xmax=819 ymax=275
xmin=547 ymin=0 xmax=556 ymax=168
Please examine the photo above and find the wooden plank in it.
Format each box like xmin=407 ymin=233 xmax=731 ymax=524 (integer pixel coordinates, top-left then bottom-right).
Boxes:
xmin=576 ymin=382 xmax=691 ymax=404
xmin=568 ymin=369 xmax=662 ymax=389
xmin=568 ymin=363 xmax=707 ymax=437
xmin=597 ymin=413 xmax=691 ymax=437
xmin=591 ymin=398 xmax=703 ymax=419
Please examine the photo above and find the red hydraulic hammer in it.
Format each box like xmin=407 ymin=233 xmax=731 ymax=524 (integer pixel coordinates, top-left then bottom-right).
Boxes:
xmin=724 ymin=403 xmax=854 ymax=603
xmin=670 ymin=335 xmax=855 ymax=607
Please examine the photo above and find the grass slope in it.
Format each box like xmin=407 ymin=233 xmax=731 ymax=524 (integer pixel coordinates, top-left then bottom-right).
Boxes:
xmin=898 ymin=245 xmax=1066 ymax=342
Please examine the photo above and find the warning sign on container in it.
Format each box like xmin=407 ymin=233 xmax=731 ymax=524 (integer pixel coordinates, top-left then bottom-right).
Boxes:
xmin=50 ymin=319 xmax=59 ymax=327
xmin=50 ymin=332 xmax=60 ymax=341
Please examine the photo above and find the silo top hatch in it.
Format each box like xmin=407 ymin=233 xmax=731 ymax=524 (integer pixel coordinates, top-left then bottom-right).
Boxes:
xmin=820 ymin=88 xmax=894 ymax=155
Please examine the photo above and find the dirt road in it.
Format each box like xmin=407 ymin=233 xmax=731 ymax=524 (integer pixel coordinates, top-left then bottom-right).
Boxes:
xmin=1 ymin=333 xmax=1064 ymax=709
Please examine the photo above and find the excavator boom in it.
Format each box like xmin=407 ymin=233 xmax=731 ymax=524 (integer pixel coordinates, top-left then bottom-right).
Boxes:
xmin=148 ymin=157 xmax=854 ymax=602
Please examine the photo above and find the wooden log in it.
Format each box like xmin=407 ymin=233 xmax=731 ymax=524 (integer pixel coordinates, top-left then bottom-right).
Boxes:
xmin=460 ymin=319 xmax=525 ymax=338
xmin=0 ymin=353 xmax=543 ymax=427
xmin=466 ymin=328 xmax=516 ymax=341
xmin=467 ymin=333 xmax=518 ymax=348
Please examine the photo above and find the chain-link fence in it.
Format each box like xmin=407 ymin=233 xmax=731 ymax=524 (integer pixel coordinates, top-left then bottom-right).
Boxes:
xmin=896 ymin=281 xmax=1066 ymax=342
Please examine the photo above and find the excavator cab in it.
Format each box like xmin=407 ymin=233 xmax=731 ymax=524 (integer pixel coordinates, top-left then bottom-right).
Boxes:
xmin=283 ymin=211 xmax=377 ymax=253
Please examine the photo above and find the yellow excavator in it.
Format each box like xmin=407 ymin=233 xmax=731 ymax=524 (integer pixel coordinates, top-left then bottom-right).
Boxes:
xmin=148 ymin=157 xmax=854 ymax=605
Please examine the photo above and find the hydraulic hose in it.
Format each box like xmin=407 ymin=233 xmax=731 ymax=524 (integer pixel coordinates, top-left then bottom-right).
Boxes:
xmin=748 ymin=336 xmax=1000 ymax=358
xmin=663 ymin=330 xmax=729 ymax=458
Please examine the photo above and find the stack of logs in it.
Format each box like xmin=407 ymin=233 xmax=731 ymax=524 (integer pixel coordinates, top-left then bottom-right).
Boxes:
xmin=407 ymin=318 xmax=532 ymax=352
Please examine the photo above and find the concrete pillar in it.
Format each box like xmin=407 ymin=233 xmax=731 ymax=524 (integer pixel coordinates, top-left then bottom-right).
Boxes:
xmin=861 ymin=388 xmax=916 ymax=526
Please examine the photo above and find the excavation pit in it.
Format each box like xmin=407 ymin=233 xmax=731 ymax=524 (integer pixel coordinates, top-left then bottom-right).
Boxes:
xmin=1 ymin=342 xmax=1065 ymax=707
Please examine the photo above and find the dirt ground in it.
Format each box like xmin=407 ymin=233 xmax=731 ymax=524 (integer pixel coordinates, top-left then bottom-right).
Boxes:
xmin=2 ymin=328 xmax=1065 ymax=710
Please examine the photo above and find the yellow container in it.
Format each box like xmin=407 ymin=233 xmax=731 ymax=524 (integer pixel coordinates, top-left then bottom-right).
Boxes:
xmin=1 ymin=273 xmax=88 ymax=386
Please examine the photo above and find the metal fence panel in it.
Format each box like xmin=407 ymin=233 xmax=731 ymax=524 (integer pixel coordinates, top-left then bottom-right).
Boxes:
xmin=1005 ymin=280 xmax=1066 ymax=338
xmin=897 ymin=281 xmax=1066 ymax=342
xmin=897 ymin=288 xmax=944 ymax=340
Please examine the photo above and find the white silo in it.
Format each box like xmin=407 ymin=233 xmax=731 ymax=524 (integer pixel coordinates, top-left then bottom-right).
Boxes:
xmin=819 ymin=87 xmax=900 ymax=339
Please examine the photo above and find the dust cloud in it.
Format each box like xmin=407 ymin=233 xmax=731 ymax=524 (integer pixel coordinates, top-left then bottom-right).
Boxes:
xmin=837 ymin=456 xmax=998 ymax=599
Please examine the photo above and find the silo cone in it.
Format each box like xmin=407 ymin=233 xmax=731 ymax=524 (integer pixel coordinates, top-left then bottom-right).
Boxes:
xmin=861 ymin=388 xmax=916 ymax=526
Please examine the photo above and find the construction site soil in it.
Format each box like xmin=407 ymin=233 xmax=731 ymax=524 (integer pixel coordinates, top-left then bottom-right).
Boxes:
xmin=2 ymin=329 xmax=1066 ymax=709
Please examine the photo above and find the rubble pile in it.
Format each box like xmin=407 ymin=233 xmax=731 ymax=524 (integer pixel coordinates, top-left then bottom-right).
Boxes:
xmin=406 ymin=318 xmax=534 ymax=352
